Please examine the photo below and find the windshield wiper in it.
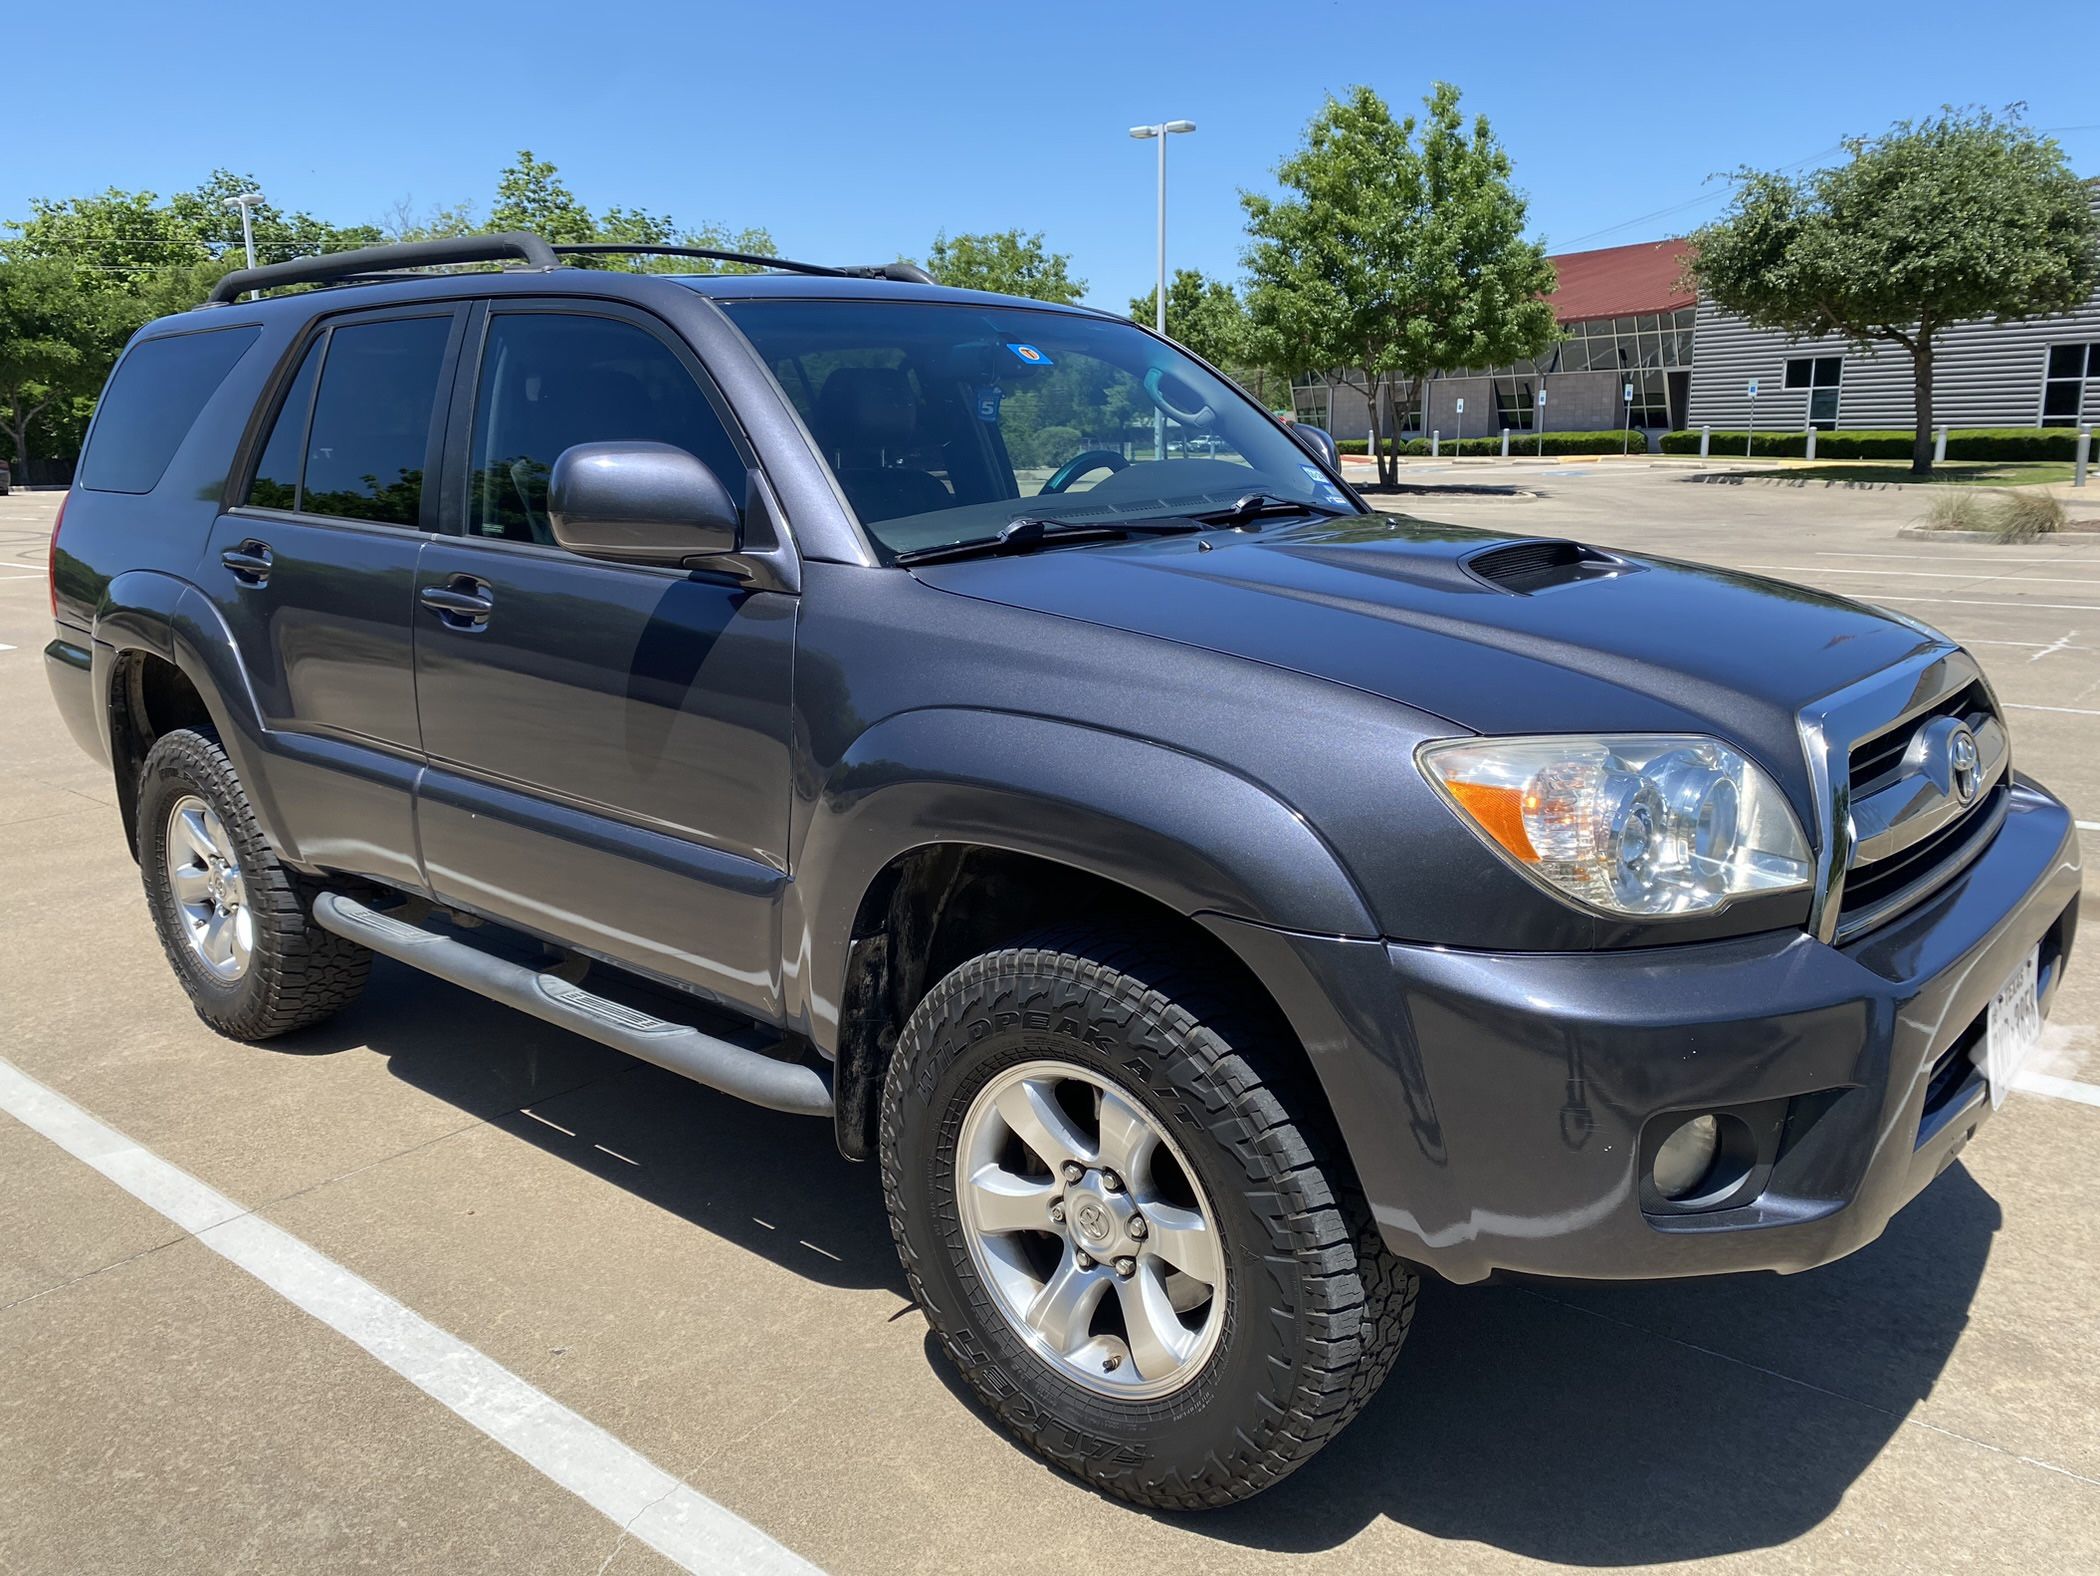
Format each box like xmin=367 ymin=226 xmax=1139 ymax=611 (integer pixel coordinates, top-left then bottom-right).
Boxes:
xmin=895 ymin=514 xmax=1201 ymax=567
xmin=1190 ymin=491 xmax=1351 ymax=526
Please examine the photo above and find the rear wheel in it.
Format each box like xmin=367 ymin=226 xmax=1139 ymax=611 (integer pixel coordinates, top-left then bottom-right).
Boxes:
xmin=879 ymin=931 xmax=1417 ymax=1508
xmin=137 ymin=727 xmax=370 ymax=1039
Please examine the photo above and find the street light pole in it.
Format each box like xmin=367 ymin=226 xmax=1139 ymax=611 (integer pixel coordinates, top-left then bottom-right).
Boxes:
xmin=224 ymin=190 xmax=266 ymax=270
xmin=1130 ymin=120 xmax=1195 ymax=460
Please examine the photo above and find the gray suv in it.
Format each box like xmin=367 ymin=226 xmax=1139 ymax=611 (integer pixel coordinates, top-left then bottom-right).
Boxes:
xmin=43 ymin=233 xmax=2081 ymax=1508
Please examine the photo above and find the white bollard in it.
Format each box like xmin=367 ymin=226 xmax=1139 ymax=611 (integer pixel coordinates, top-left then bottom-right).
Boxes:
xmin=1805 ymin=428 xmax=1817 ymax=461
xmin=1699 ymin=425 xmax=1710 ymax=458
xmin=1501 ymin=427 xmax=1510 ymax=458
xmin=1431 ymin=430 xmax=1440 ymax=458
xmin=1934 ymin=426 xmax=1948 ymax=463
xmin=2077 ymin=425 xmax=2091 ymax=488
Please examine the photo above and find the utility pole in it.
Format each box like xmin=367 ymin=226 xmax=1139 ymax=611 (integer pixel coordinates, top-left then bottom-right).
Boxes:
xmin=224 ymin=190 xmax=266 ymax=270
xmin=1129 ymin=120 xmax=1195 ymax=460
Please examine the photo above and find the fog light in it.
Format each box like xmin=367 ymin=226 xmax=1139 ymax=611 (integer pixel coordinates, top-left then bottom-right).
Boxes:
xmin=1652 ymin=1114 xmax=1720 ymax=1200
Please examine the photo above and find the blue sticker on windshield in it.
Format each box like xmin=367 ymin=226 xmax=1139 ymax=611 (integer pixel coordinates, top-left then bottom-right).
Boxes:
xmin=1006 ymin=342 xmax=1053 ymax=367
xmin=975 ymin=385 xmax=1004 ymax=422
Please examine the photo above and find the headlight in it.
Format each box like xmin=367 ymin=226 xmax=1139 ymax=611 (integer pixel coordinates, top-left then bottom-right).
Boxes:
xmin=1418 ymin=735 xmax=1813 ymax=918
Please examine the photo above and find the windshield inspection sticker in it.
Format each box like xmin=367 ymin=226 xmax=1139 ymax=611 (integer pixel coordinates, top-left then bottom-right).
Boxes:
xmin=974 ymin=385 xmax=1004 ymax=422
xmin=1005 ymin=342 xmax=1053 ymax=367
xmin=1301 ymin=463 xmax=1348 ymax=506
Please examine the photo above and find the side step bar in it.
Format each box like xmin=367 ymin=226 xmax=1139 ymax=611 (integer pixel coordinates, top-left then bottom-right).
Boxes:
xmin=313 ymin=893 xmax=832 ymax=1117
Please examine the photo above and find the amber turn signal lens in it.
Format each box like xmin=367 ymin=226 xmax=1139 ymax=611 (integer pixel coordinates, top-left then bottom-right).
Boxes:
xmin=1445 ymin=781 xmax=1538 ymax=862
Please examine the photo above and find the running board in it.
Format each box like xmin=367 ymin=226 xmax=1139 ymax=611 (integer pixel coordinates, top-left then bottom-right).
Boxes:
xmin=312 ymin=893 xmax=832 ymax=1117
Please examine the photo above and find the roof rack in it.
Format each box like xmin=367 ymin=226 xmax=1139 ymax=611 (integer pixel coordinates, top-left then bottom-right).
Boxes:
xmin=204 ymin=232 xmax=558 ymax=306
xmin=199 ymin=231 xmax=940 ymax=307
xmin=552 ymin=242 xmax=935 ymax=283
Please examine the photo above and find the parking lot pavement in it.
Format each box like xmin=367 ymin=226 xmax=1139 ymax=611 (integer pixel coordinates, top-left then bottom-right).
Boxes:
xmin=3 ymin=477 xmax=2096 ymax=1574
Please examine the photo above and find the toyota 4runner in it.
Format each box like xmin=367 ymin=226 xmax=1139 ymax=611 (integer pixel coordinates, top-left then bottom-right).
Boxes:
xmin=43 ymin=233 xmax=2081 ymax=1508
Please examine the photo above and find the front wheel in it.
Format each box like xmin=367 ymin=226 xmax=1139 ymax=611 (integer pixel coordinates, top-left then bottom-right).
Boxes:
xmin=879 ymin=932 xmax=1417 ymax=1508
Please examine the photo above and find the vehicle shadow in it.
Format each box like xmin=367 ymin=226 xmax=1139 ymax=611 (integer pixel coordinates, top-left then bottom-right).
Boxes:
xmin=285 ymin=959 xmax=1998 ymax=1564
xmin=925 ymin=1158 xmax=2001 ymax=1564
xmin=1162 ymin=1162 xmax=2001 ymax=1562
xmin=274 ymin=958 xmax=903 ymax=1294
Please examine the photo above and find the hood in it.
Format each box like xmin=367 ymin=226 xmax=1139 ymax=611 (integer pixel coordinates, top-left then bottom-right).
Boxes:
xmin=910 ymin=513 xmax=1945 ymax=809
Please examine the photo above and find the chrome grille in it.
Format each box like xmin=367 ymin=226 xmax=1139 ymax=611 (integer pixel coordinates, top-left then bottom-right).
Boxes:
xmin=1797 ymin=648 xmax=2009 ymax=943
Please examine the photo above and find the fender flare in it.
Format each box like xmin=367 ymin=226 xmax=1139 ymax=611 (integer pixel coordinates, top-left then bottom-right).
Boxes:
xmin=787 ymin=707 xmax=1380 ymax=1053
xmin=91 ymin=572 xmax=285 ymax=856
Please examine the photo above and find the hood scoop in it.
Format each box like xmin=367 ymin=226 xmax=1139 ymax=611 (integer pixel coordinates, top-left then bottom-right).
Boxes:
xmin=1463 ymin=537 xmax=1636 ymax=595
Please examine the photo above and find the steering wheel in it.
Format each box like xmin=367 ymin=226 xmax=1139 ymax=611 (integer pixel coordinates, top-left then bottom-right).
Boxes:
xmin=1041 ymin=449 xmax=1129 ymax=495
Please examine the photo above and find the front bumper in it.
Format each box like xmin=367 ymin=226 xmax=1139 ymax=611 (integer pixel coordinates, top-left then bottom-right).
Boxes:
xmin=1209 ymin=778 xmax=2081 ymax=1283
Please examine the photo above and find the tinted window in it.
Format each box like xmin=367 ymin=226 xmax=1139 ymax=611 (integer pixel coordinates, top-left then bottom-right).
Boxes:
xmin=467 ymin=313 xmax=746 ymax=545
xmin=301 ymin=316 xmax=451 ymax=526
xmin=246 ymin=338 xmax=322 ymax=511
xmin=79 ymin=327 xmax=261 ymax=494
xmin=721 ymin=297 xmax=1348 ymax=561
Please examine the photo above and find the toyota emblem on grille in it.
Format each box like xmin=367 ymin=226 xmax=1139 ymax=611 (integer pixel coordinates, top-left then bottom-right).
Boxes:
xmin=1948 ymin=724 xmax=1981 ymax=804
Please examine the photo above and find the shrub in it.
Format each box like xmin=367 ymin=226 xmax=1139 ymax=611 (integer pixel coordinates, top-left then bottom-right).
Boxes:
xmin=1920 ymin=492 xmax=1988 ymax=532
xmin=1338 ymin=430 xmax=1641 ymax=458
xmin=1659 ymin=427 xmax=2084 ymax=461
xmin=1993 ymin=489 xmax=2066 ymax=542
xmin=1917 ymin=488 xmax=2064 ymax=542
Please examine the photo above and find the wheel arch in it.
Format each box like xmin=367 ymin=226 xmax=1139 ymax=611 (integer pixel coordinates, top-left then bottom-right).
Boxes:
xmin=796 ymin=708 xmax=1380 ymax=1161
xmin=94 ymin=573 xmax=274 ymax=859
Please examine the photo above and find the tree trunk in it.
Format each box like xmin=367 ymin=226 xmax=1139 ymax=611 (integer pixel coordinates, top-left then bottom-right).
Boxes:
xmin=1376 ymin=378 xmax=1399 ymax=486
xmin=1910 ymin=340 xmax=1934 ymax=479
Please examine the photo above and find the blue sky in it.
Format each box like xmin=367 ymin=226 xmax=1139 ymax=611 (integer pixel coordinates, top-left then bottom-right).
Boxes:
xmin=12 ymin=1 xmax=2098 ymax=311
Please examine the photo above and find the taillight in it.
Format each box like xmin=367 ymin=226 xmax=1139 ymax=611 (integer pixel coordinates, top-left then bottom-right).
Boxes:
xmin=49 ymin=490 xmax=69 ymax=618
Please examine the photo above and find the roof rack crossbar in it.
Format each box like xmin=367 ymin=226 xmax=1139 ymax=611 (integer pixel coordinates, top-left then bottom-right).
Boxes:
xmin=205 ymin=232 xmax=559 ymax=306
xmin=552 ymin=242 xmax=935 ymax=285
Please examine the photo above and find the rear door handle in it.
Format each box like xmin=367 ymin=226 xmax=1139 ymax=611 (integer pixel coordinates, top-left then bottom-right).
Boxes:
xmin=221 ymin=541 xmax=273 ymax=585
xmin=419 ymin=576 xmax=494 ymax=629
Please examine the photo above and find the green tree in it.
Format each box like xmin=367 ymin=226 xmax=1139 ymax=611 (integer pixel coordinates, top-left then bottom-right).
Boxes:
xmin=482 ymin=150 xmax=775 ymax=271
xmin=924 ymin=230 xmax=1086 ymax=303
xmin=0 ymin=257 xmax=125 ymax=469
xmin=1242 ymin=83 xmax=1558 ymax=483
xmin=1130 ymin=268 xmax=1248 ymax=368
xmin=11 ymin=173 xmax=378 ymax=298
xmin=1690 ymin=106 xmax=2098 ymax=476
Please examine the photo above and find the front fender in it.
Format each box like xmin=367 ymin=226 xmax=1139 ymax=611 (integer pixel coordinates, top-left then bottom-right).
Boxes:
xmin=787 ymin=706 xmax=1379 ymax=1052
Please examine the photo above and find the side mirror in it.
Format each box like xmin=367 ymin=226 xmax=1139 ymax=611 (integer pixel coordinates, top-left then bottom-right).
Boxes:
xmin=1290 ymin=424 xmax=1341 ymax=470
xmin=549 ymin=441 xmax=740 ymax=566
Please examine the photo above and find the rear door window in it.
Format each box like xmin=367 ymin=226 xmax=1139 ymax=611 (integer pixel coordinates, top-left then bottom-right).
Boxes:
xmin=79 ymin=327 xmax=262 ymax=494
xmin=244 ymin=315 xmax=452 ymax=525
xmin=299 ymin=316 xmax=452 ymax=526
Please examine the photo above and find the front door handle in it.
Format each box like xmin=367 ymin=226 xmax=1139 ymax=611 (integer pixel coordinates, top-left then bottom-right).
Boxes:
xmin=221 ymin=541 xmax=273 ymax=585
xmin=420 ymin=576 xmax=494 ymax=629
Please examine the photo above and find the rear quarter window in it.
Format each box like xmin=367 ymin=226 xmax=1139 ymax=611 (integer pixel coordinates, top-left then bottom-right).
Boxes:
xmin=78 ymin=326 xmax=263 ymax=495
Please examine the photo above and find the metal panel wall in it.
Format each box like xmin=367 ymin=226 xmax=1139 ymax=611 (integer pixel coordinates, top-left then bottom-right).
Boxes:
xmin=1686 ymin=194 xmax=2100 ymax=431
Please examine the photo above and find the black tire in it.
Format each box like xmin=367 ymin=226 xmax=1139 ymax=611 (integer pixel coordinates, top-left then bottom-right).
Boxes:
xmin=137 ymin=727 xmax=370 ymax=1039
xmin=879 ymin=931 xmax=1418 ymax=1508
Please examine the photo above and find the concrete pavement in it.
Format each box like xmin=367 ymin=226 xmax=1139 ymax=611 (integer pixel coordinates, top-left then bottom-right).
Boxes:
xmin=2 ymin=477 xmax=2096 ymax=1574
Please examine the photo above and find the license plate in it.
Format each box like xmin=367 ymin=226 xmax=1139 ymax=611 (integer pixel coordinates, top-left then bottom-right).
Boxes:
xmin=1982 ymin=948 xmax=2041 ymax=1110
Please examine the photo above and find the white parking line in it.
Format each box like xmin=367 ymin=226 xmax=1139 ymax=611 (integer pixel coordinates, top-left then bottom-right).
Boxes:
xmin=0 ymin=1057 xmax=822 ymax=1576
xmin=1869 ymin=595 xmax=2100 ymax=613
xmin=2077 ymin=821 xmax=2100 ymax=833
xmin=2004 ymin=702 xmax=2100 ymax=717
xmin=2016 ymin=1071 xmax=2100 ymax=1109
xmin=1741 ymin=564 xmax=2100 ymax=586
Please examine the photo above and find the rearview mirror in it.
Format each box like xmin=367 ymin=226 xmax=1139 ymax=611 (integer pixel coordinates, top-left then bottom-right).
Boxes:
xmin=549 ymin=442 xmax=740 ymax=566
xmin=1290 ymin=424 xmax=1341 ymax=470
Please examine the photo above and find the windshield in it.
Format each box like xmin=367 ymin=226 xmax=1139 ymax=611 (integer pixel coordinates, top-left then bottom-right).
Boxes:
xmin=717 ymin=298 xmax=1351 ymax=561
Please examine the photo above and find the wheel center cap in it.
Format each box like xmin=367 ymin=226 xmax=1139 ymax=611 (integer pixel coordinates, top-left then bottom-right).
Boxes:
xmin=1071 ymin=1197 xmax=1114 ymax=1244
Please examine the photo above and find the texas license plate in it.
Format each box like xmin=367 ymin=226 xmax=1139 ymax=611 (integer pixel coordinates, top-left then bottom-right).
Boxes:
xmin=1982 ymin=948 xmax=2041 ymax=1110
